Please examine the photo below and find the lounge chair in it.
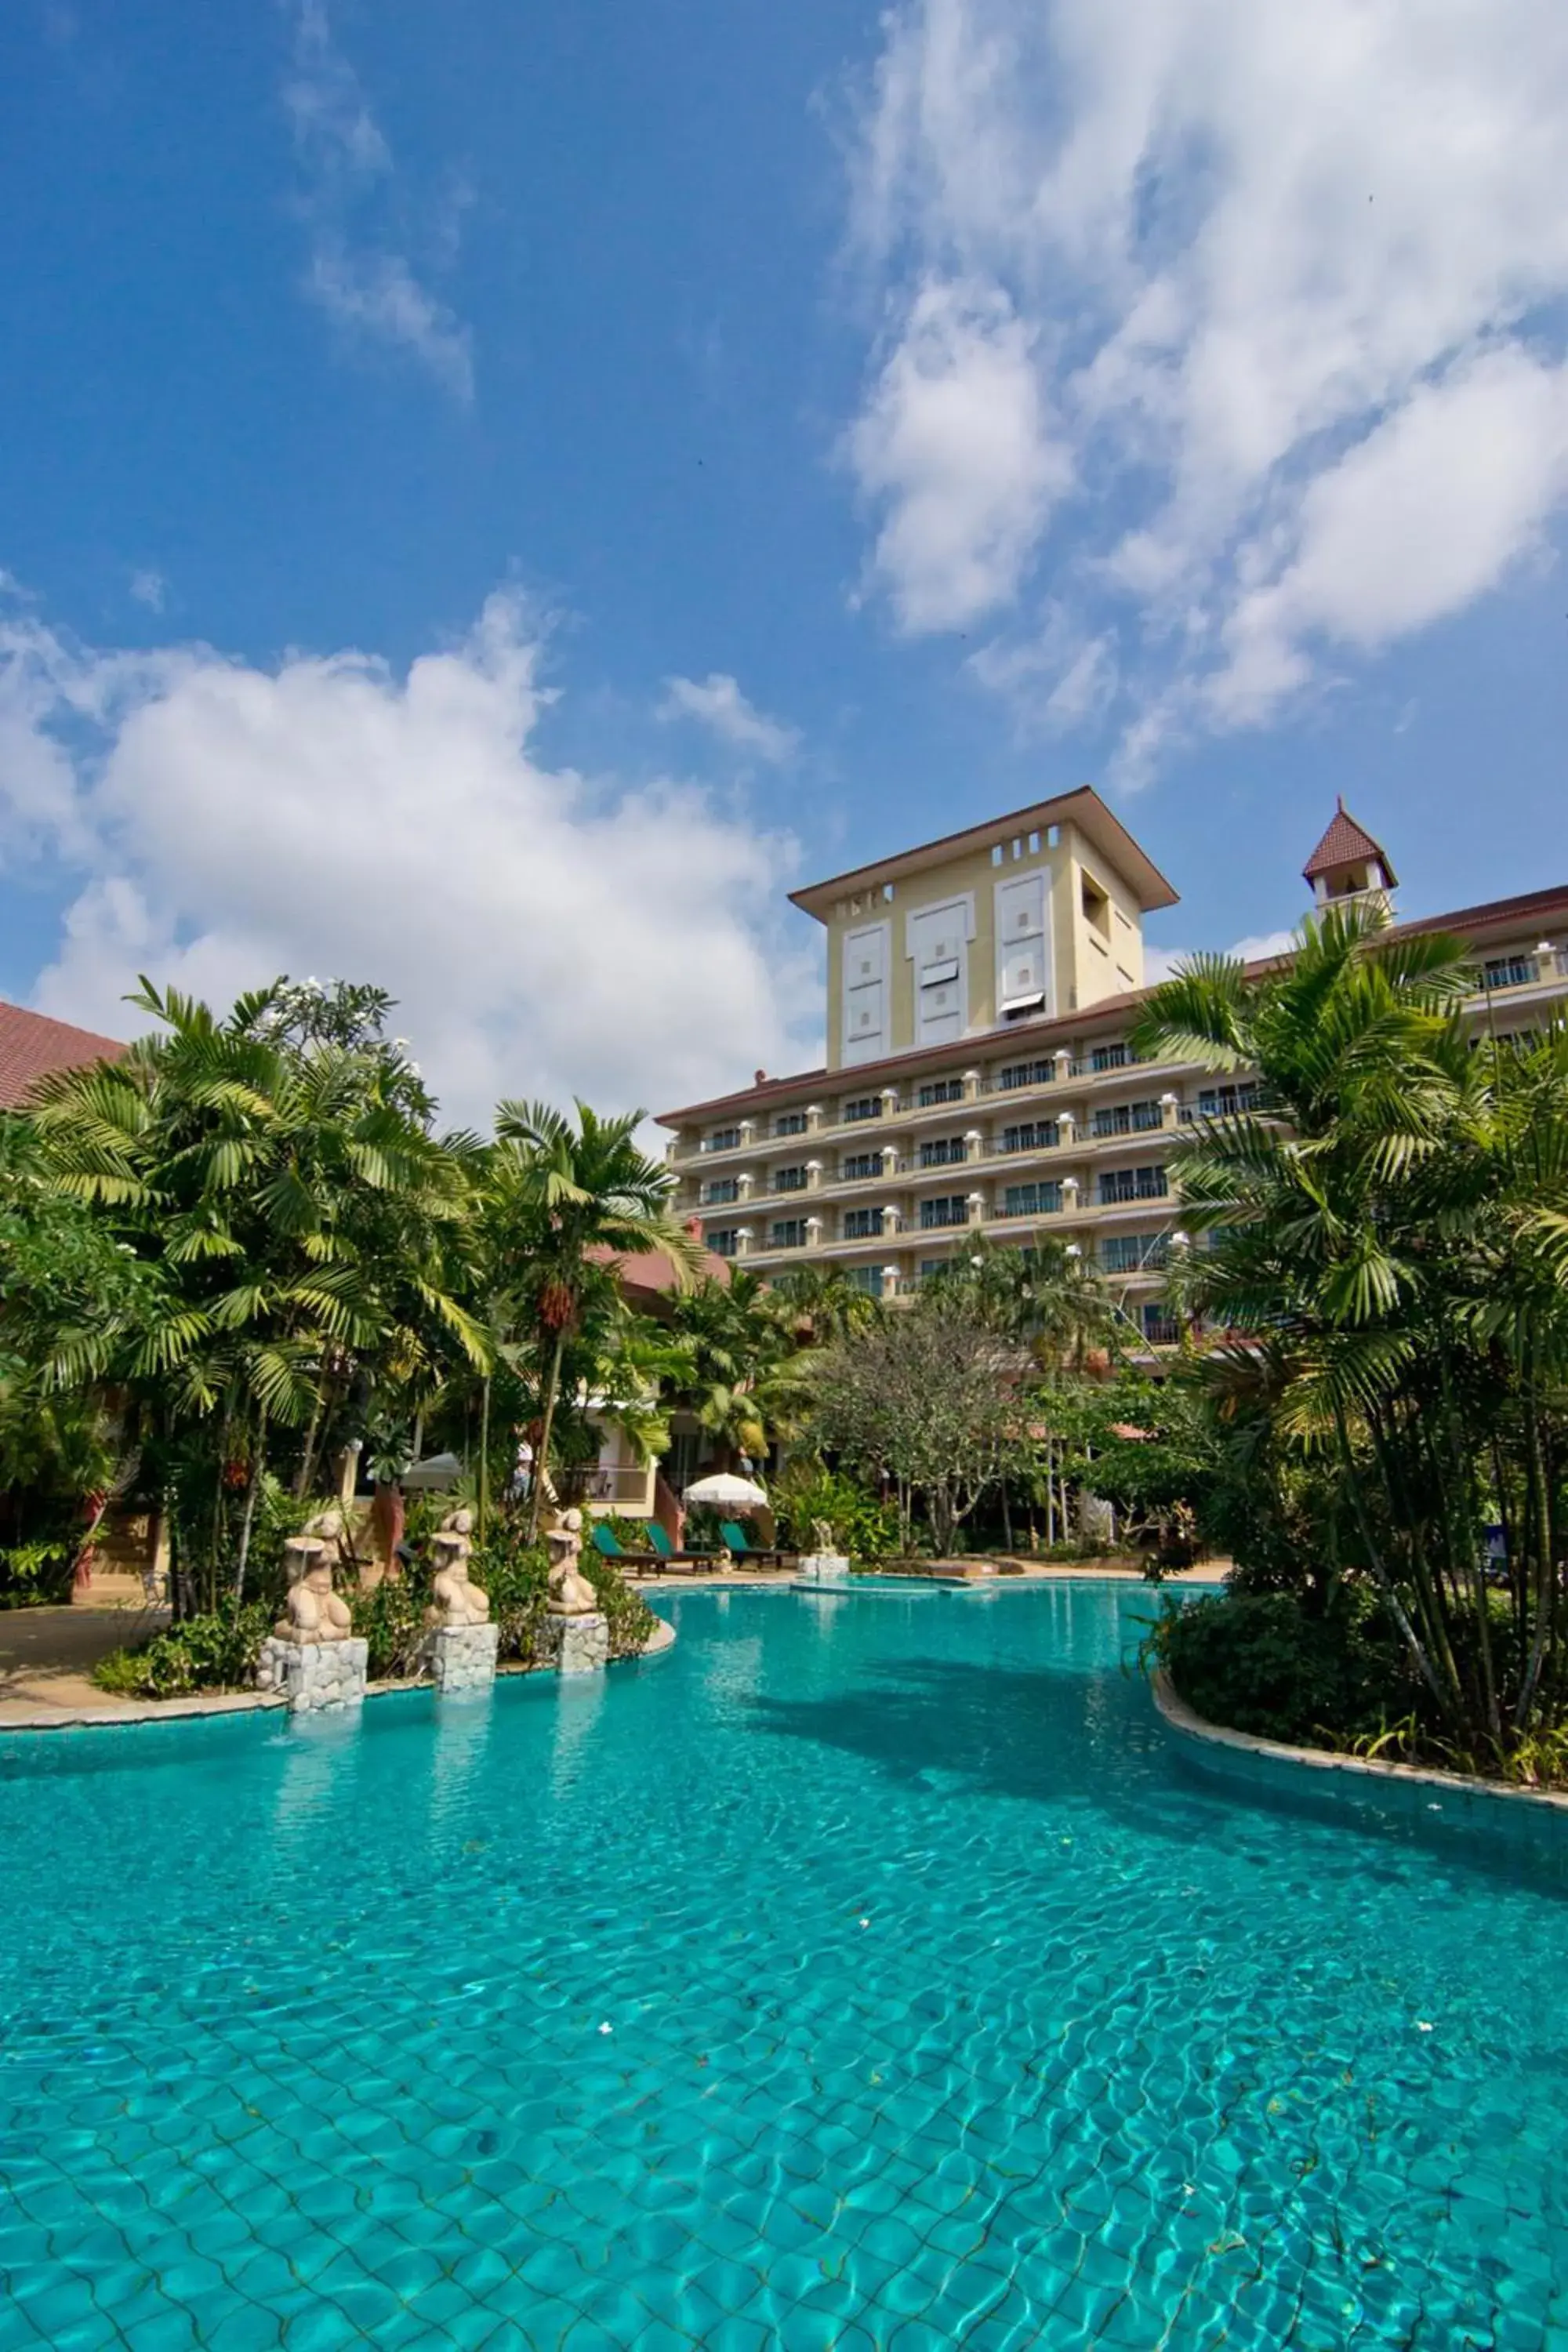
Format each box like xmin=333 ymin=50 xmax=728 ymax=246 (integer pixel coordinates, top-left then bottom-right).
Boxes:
xmin=719 ymin=1519 xmax=791 ymax=1570
xmin=644 ymin=1522 xmax=718 ymax=1575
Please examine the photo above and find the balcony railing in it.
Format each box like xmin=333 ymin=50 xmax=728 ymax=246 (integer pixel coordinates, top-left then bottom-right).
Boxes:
xmin=568 ymin=1463 xmax=655 ymax=1505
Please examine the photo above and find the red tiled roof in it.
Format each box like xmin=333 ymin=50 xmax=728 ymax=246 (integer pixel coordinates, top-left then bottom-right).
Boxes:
xmin=1303 ymin=798 xmax=1398 ymax=887
xmin=587 ymin=1243 xmax=731 ymax=1292
xmin=0 ymin=1000 xmax=125 ymax=1111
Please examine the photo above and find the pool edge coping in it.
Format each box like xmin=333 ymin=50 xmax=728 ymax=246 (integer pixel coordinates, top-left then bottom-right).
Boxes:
xmin=1152 ymin=1667 xmax=1568 ymax=1818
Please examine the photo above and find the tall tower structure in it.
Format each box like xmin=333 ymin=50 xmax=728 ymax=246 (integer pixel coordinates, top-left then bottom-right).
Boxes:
xmin=1302 ymin=799 xmax=1398 ymax=919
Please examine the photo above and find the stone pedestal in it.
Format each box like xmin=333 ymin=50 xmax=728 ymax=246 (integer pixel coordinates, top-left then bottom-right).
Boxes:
xmin=256 ymin=1635 xmax=368 ymax=1714
xmin=425 ymin=1619 xmax=499 ymax=1694
xmin=542 ymin=1610 xmax=609 ymax=1675
xmin=796 ymin=1552 xmax=851 ymax=1584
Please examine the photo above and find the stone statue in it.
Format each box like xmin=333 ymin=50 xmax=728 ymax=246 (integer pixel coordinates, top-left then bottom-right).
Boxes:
xmin=274 ymin=1537 xmax=354 ymax=1644
xmin=811 ymin=1519 xmax=837 ymax=1556
xmin=428 ymin=1507 xmax=491 ymax=1629
xmin=545 ymin=1508 xmax=598 ymax=1617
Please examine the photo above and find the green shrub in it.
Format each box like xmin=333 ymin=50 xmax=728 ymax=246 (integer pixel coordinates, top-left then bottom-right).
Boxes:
xmin=1149 ymin=1587 xmax=1414 ymax=1744
xmin=350 ymin=1572 xmax=432 ymax=1681
xmin=93 ymin=1604 xmax=273 ymax=1700
xmin=0 ymin=1539 xmax=75 ymax=1605
xmin=770 ymin=1462 xmax=899 ymax=1562
xmin=473 ymin=1536 xmax=552 ymax=1663
xmin=582 ymin=1552 xmax=657 ymax=1657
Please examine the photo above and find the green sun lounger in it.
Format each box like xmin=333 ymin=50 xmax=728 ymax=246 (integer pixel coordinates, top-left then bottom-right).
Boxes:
xmin=644 ymin=1522 xmax=717 ymax=1573
xmin=719 ymin=1519 xmax=790 ymax=1568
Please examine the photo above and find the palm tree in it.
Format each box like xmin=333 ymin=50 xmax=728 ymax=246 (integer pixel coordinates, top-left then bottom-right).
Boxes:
xmin=488 ymin=1101 xmax=702 ymax=1538
xmin=27 ymin=978 xmax=485 ymax=1611
xmin=767 ymin=1262 xmax=882 ymax=1348
xmin=1130 ymin=903 xmax=1568 ymax=1749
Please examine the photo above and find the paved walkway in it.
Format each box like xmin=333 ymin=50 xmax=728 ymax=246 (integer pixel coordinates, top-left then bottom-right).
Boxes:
xmin=0 ymin=1603 xmax=172 ymax=1726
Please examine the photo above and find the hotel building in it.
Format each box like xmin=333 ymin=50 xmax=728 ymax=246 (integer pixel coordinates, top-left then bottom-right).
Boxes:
xmin=657 ymin=789 xmax=1568 ymax=1344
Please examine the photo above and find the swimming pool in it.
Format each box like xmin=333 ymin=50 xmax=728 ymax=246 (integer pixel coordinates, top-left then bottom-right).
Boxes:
xmin=1 ymin=1582 xmax=1563 ymax=2349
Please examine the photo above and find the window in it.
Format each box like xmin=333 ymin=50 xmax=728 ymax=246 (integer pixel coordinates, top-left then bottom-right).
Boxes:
xmin=917 ymin=1076 xmax=965 ymax=1107
xmin=704 ymin=1127 xmax=741 ymax=1153
xmin=771 ymin=1165 xmax=808 ymax=1193
xmin=848 ymin=1265 xmax=884 ymax=1296
xmin=1485 ymin=956 xmax=1535 ymax=991
xmin=708 ymin=1229 xmax=739 ymax=1258
xmin=843 ymin=1095 xmax=880 ymax=1123
xmin=1000 ymin=1120 xmax=1058 ymax=1153
xmin=1090 ymin=1042 xmax=1129 ymax=1072
xmin=842 ymin=1207 xmax=879 ymax=1240
xmin=997 ymin=1058 xmax=1056 ymax=1091
xmin=769 ymin=1218 xmax=808 ymax=1250
xmin=1099 ymin=1165 xmax=1169 ymax=1205
xmin=1091 ymin=1099 xmax=1163 ymax=1138
xmin=1102 ymin=1234 xmax=1169 ymax=1274
xmin=1001 ymin=1181 xmax=1062 ymax=1218
xmin=1027 ymin=830 xmax=1040 ymax=854
xmin=774 ymin=1110 xmax=808 ymax=1137
xmin=919 ymin=1134 xmax=967 ymax=1167
xmin=1197 ymin=1082 xmax=1259 ymax=1119
xmin=842 ymin=1152 xmax=880 ymax=1181
xmin=700 ymin=1178 xmax=739 ymax=1206
xmin=919 ymin=1257 xmax=949 ymax=1279
xmin=1142 ymin=1304 xmax=1179 ymax=1346
xmin=920 ymin=1195 xmax=969 ymax=1230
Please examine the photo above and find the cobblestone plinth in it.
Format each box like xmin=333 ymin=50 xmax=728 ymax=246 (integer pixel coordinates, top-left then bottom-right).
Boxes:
xmin=425 ymin=1620 xmax=500 ymax=1693
xmin=541 ymin=1610 xmax=609 ymax=1675
xmin=255 ymin=1635 xmax=368 ymax=1713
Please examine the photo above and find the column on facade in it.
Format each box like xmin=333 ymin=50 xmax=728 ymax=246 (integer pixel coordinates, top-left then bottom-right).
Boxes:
xmin=962 ymin=1069 xmax=980 ymax=1103
xmin=806 ymin=1102 xmax=823 ymax=1133
xmin=880 ymin=1265 xmax=900 ymax=1302
xmin=735 ymin=1226 xmax=753 ymax=1257
xmin=966 ymin=1192 xmax=985 ymax=1227
xmin=806 ymin=1160 xmax=822 ymax=1189
xmin=804 ymin=1216 xmax=823 ymax=1250
xmin=964 ymin=1129 xmax=984 ymax=1163
xmin=880 ymin=1086 xmax=899 ymax=1117
xmin=1160 ymin=1091 xmax=1180 ymax=1129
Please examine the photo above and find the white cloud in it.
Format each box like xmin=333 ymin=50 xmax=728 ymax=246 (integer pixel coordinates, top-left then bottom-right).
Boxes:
xmin=658 ymin=673 xmax=800 ymax=764
xmin=129 ymin=569 xmax=165 ymax=613
xmin=1145 ymin=926 xmax=1295 ymax=983
xmin=848 ymin=278 xmax=1070 ymax=632
xmin=847 ymin=0 xmax=1568 ymax=758
xmin=0 ymin=586 xmax=814 ymax=1128
xmin=285 ymin=2 xmax=473 ymax=401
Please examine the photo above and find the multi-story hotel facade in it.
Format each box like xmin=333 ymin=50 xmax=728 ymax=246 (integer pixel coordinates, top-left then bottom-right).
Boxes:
xmin=657 ymin=789 xmax=1568 ymax=1345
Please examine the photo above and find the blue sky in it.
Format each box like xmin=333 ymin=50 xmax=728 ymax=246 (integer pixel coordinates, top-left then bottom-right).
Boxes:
xmin=2 ymin=0 xmax=1566 ymax=1122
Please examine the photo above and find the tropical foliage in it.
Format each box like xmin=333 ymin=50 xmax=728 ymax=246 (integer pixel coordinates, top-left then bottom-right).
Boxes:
xmin=1133 ymin=903 xmax=1568 ymax=1773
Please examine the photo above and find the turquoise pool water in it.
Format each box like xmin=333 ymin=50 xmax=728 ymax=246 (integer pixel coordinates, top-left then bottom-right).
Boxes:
xmin=2 ymin=1582 xmax=1566 ymax=2350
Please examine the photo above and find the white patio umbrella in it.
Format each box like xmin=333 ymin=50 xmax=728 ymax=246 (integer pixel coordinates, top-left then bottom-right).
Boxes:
xmin=683 ymin=1471 xmax=769 ymax=1510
